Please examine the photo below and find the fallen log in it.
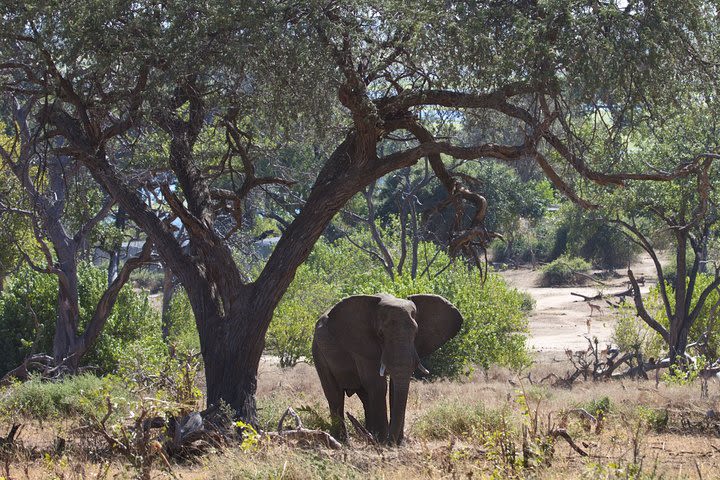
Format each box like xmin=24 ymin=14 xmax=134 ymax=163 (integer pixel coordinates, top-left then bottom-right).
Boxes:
xmin=267 ymin=407 xmax=342 ymax=449
xmin=266 ymin=429 xmax=342 ymax=450
xmin=570 ymin=291 xmax=603 ymax=301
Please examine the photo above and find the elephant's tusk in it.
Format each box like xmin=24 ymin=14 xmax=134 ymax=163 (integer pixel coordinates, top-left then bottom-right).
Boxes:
xmin=379 ymin=362 xmax=386 ymax=377
xmin=413 ymin=348 xmax=430 ymax=375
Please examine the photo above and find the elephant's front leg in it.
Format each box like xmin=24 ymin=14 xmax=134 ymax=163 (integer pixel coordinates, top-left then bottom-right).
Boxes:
xmin=358 ymin=377 xmax=388 ymax=442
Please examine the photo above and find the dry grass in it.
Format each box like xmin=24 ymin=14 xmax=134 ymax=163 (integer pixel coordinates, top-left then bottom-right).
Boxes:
xmin=2 ymin=357 xmax=720 ymax=479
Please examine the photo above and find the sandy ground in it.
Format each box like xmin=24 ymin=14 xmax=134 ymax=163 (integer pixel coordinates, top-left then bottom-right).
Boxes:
xmin=499 ymin=253 xmax=660 ymax=353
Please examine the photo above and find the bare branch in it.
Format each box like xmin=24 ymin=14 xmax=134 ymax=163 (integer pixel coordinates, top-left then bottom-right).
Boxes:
xmin=628 ymin=268 xmax=670 ymax=342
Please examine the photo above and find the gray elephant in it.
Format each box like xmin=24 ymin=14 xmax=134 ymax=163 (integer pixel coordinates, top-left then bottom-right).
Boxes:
xmin=312 ymin=293 xmax=463 ymax=445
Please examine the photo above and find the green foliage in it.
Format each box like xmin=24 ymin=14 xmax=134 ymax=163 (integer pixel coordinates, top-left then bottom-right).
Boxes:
xmin=235 ymin=420 xmax=260 ymax=452
xmin=540 ymin=255 xmax=591 ymax=286
xmin=0 ymin=267 xmax=57 ymax=374
xmin=612 ymin=303 xmax=665 ymax=361
xmin=165 ymin=290 xmax=201 ymax=352
xmin=267 ymin=266 xmax=340 ymax=368
xmin=130 ymin=269 xmax=165 ymax=294
xmin=661 ymin=356 xmax=705 ymax=385
xmin=582 ymin=397 xmax=613 ymax=418
xmin=267 ymin=232 xmax=530 ymax=377
xmin=0 ymin=373 xmax=128 ymax=419
xmin=549 ymin=205 xmax=639 ymax=269
xmin=116 ymin=345 xmax=203 ymax=411
xmin=0 ymin=263 xmax=162 ymax=375
xmin=636 ymin=406 xmax=669 ymax=433
xmin=412 ymin=400 xmax=510 ymax=440
xmin=77 ymin=263 xmax=163 ymax=374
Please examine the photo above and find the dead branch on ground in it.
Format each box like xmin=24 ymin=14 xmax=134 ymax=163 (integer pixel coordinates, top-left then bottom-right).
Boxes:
xmin=265 ymin=407 xmax=342 ymax=449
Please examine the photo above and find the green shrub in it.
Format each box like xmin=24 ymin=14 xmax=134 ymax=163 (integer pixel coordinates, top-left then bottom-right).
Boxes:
xmin=581 ymin=396 xmax=613 ymax=417
xmin=540 ymin=255 xmax=591 ymax=286
xmin=549 ymin=205 xmax=639 ymax=269
xmin=0 ymin=263 xmax=162 ymax=375
xmin=130 ymin=268 xmax=165 ymax=294
xmin=0 ymin=373 xmax=129 ymax=419
xmin=636 ymin=406 xmax=669 ymax=432
xmin=612 ymin=302 xmax=665 ymax=360
xmin=661 ymin=249 xmax=695 ymax=286
xmin=614 ymin=274 xmax=720 ymax=360
xmin=412 ymin=400 xmax=510 ymax=440
xmin=267 ymin=265 xmax=341 ymax=367
xmin=165 ymin=290 xmax=201 ymax=352
xmin=490 ymin=215 xmax=558 ymax=265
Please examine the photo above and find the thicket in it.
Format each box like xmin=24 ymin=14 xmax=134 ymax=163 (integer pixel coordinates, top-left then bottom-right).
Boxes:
xmin=490 ymin=202 xmax=639 ymax=270
xmin=266 ymin=233 xmax=531 ymax=377
xmin=540 ymin=255 xmax=592 ymax=287
xmin=0 ymin=263 xmax=162 ymax=375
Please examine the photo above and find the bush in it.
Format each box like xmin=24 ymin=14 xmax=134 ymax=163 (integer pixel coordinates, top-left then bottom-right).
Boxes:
xmin=0 ymin=263 xmax=162 ymax=375
xmin=549 ymin=204 xmax=639 ymax=269
xmin=540 ymin=255 xmax=591 ymax=286
xmin=0 ymin=373 xmax=129 ymax=419
xmin=165 ymin=290 xmax=201 ymax=352
xmin=636 ymin=406 xmax=669 ymax=432
xmin=490 ymin=215 xmax=558 ymax=265
xmin=612 ymin=302 xmax=665 ymax=360
xmin=267 ymin=265 xmax=341 ymax=367
xmin=266 ymin=234 xmax=531 ymax=378
xmin=130 ymin=268 xmax=165 ymax=294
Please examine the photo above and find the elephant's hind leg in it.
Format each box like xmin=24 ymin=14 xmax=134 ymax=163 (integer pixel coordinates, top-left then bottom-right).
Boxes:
xmin=313 ymin=347 xmax=347 ymax=441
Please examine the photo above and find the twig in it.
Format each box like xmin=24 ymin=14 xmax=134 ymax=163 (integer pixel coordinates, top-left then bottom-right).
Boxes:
xmin=346 ymin=413 xmax=378 ymax=446
xmin=550 ymin=428 xmax=588 ymax=456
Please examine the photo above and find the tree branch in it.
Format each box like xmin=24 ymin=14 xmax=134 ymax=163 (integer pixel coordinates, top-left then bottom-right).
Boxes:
xmin=628 ymin=269 xmax=670 ymax=342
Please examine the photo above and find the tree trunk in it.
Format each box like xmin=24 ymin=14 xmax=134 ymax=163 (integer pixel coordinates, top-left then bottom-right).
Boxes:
xmin=669 ymin=321 xmax=691 ymax=362
xmin=194 ymin=289 xmax=268 ymax=425
xmin=670 ymin=233 xmax=689 ymax=362
xmin=107 ymin=207 xmax=127 ymax=285
xmin=53 ymin=256 xmax=81 ymax=368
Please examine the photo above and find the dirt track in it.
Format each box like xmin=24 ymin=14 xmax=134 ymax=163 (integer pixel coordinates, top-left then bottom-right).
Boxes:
xmin=499 ymin=253 xmax=659 ymax=352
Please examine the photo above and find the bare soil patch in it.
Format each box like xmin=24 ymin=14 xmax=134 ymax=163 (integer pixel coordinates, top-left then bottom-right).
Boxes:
xmin=499 ymin=252 xmax=660 ymax=352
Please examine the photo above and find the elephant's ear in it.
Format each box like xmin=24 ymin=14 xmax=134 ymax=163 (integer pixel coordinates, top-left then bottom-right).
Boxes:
xmin=326 ymin=295 xmax=382 ymax=360
xmin=409 ymin=294 xmax=463 ymax=357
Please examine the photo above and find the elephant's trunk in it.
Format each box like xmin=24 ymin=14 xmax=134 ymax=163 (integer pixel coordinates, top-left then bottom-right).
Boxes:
xmin=388 ymin=376 xmax=410 ymax=445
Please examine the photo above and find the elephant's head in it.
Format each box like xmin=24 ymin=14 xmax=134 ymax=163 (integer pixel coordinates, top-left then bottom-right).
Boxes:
xmin=326 ymin=293 xmax=463 ymax=444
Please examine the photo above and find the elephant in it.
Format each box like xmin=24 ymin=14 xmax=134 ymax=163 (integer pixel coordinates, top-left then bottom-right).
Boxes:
xmin=312 ymin=293 xmax=463 ymax=445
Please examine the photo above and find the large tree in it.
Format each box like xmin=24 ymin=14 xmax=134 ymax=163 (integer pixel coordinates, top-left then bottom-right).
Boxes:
xmin=1 ymin=1 xmax=715 ymax=422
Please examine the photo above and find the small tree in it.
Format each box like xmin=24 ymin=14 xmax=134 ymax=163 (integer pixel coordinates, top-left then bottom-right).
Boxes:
xmin=0 ymin=103 xmax=154 ymax=373
xmin=609 ymin=101 xmax=720 ymax=361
